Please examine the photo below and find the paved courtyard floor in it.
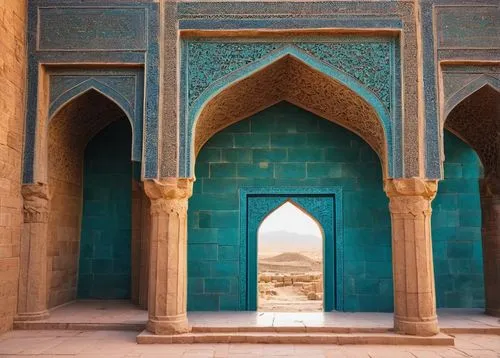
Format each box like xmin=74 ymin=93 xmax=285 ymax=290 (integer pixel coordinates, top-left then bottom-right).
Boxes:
xmin=13 ymin=301 xmax=500 ymax=333
xmin=0 ymin=330 xmax=499 ymax=358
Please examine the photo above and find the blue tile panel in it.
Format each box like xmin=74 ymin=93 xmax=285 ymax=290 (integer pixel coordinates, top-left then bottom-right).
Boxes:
xmin=432 ymin=131 xmax=484 ymax=309
xmin=78 ymin=120 xmax=132 ymax=299
xmin=188 ymin=102 xmax=392 ymax=312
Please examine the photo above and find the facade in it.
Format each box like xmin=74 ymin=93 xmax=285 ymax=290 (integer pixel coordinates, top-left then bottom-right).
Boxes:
xmin=0 ymin=0 xmax=498 ymax=338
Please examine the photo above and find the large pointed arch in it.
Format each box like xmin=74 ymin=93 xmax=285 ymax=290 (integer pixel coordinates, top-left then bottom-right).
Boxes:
xmin=183 ymin=46 xmax=393 ymax=178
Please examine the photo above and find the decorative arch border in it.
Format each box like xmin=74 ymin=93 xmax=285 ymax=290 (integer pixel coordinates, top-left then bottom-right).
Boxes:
xmin=444 ymin=75 xmax=500 ymax=119
xmin=239 ymin=186 xmax=343 ymax=312
xmin=180 ymin=40 xmax=402 ymax=178
xmin=49 ymin=79 xmax=134 ymax=125
xmin=48 ymin=78 xmax=142 ymax=162
xmin=22 ymin=68 xmax=145 ymax=182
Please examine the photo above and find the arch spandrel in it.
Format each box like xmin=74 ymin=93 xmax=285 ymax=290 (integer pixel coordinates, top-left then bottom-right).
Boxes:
xmin=191 ymin=54 xmax=390 ymax=178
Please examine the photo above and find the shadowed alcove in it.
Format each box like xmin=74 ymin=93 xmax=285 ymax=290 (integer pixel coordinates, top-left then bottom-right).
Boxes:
xmin=440 ymin=84 xmax=500 ymax=316
xmin=46 ymin=89 xmax=149 ymax=308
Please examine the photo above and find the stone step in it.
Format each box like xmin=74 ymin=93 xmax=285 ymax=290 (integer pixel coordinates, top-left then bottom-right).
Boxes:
xmin=441 ymin=327 xmax=500 ymax=335
xmin=191 ymin=326 xmax=390 ymax=334
xmin=13 ymin=321 xmax=145 ymax=331
xmin=136 ymin=330 xmax=455 ymax=345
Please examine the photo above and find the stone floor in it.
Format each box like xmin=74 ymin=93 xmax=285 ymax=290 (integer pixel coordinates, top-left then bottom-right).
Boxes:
xmin=16 ymin=301 xmax=500 ymax=334
xmin=0 ymin=330 xmax=499 ymax=357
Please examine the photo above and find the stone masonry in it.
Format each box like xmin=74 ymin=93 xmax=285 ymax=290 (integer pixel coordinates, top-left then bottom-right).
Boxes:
xmin=0 ymin=0 xmax=27 ymax=333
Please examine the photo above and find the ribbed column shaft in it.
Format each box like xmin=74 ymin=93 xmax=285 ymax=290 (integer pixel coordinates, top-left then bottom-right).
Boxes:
xmin=16 ymin=184 xmax=50 ymax=321
xmin=144 ymin=178 xmax=193 ymax=335
xmin=385 ymin=178 xmax=439 ymax=336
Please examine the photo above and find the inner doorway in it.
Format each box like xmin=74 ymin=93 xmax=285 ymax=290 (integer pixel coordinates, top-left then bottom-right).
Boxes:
xmin=244 ymin=190 xmax=339 ymax=312
xmin=258 ymin=201 xmax=323 ymax=312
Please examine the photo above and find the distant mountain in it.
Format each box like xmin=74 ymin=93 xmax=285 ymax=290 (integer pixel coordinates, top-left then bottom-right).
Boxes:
xmin=259 ymin=230 xmax=322 ymax=253
xmin=262 ymin=252 xmax=316 ymax=264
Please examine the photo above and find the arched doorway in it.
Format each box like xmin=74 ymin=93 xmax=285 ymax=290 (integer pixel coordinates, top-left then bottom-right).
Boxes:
xmin=45 ymin=89 xmax=148 ymax=308
xmin=188 ymin=102 xmax=390 ymax=312
xmin=257 ymin=201 xmax=324 ymax=312
xmin=442 ymin=84 xmax=500 ymax=316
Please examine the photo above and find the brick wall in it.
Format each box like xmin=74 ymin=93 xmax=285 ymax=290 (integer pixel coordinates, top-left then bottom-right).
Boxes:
xmin=432 ymin=131 xmax=484 ymax=308
xmin=0 ymin=0 xmax=27 ymax=332
xmin=188 ymin=102 xmax=392 ymax=312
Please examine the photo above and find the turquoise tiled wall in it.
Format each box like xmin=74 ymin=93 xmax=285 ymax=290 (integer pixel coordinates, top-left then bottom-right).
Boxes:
xmin=188 ymin=102 xmax=392 ymax=311
xmin=432 ymin=131 xmax=484 ymax=308
xmin=77 ymin=120 xmax=132 ymax=299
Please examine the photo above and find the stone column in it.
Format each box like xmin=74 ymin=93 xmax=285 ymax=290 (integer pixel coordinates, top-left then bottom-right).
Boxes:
xmin=384 ymin=178 xmax=439 ymax=336
xmin=480 ymin=175 xmax=500 ymax=317
xmin=16 ymin=184 xmax=50 ymax=321
xmin=143 ymin=178 xmax=193 ymax=335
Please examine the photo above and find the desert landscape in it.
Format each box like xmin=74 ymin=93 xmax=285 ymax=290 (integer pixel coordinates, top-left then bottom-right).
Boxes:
xmin=258 ymin=230 xmax=323 ymax=312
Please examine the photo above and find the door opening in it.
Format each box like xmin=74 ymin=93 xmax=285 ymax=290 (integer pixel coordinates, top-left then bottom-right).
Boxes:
xmin=257 ymin=201 xmax=324 ymax=312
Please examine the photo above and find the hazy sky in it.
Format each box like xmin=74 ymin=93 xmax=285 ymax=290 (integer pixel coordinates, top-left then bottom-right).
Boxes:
xmin=258 ymin=201 xmax=322 ymax=238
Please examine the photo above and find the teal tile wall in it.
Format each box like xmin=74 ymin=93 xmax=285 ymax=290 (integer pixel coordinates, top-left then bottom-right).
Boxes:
xmin=188 ymin=101 xmax=392 ymax=312
xmin=77 ymin=119 xmax=132 ymax=299
xmin=432 ymin=131 xmax=484 ymax=308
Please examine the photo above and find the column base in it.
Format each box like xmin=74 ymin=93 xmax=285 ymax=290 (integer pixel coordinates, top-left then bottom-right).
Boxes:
xmin=394 ymin=316 xmax=439 ymax=336
xmin=15 ymin=310 xmax=49 ymax=321
xmin=485 ymin=307 xmax=500 ymax=317
xmin=147 ymin=314 xmax=190 ymax=335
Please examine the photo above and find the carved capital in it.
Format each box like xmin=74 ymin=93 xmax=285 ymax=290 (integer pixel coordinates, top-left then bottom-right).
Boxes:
xmin=21 ymin=183 xmax=50 ymax=223
xmin=384 ymin=179 xmax=438 ymax=217
xmin=143 ymin=178 xmax=194 ymax=216
xmin=384 ymin=178 xmax=438 ymax=199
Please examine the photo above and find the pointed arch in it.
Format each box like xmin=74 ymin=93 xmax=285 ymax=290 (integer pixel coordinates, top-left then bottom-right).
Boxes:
xmin=258 ymin=199 xmax=324 ymax=240
xmin=239 ymin=188 xmax=342 ymax=311
xmin=49 ymin=78 xmax=134 ymax=129
xmin=184 ymin=45 xmax=393 ymax=178
xmin=445 ymin=83 xmax=500 ymax=177
xmin=444 ymin=76 xmax=500 ymax=119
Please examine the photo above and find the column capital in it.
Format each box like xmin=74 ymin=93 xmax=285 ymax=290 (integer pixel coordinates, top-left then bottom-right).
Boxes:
xmin=143 ymin=178 xmax=194 ymax=216
xmin=384 ymin=178 xmax=438 ymax=200
xmin=21 ymin=183 xmax=50 ymax=223
xmin=143 ymin=178 xmax=194 ymax=201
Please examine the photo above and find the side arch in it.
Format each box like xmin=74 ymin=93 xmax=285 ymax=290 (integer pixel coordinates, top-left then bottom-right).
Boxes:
xmin=183 ymin=45 xmax=394 ymax=178
xmin=444 ymin=76 xmax=500 ymax=119
xmin=445 ymin=83 xmax=500 ymax=177
xmin=49 ymin=79 xmax=135 ymax=129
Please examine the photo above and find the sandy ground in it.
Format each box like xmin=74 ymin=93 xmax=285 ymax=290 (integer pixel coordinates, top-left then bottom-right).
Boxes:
xmin=258 ymin=285 xmax=323 ymax=312
xmin=258 ymin=251 xmax=323 ymax=312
